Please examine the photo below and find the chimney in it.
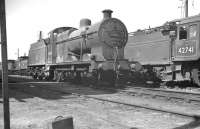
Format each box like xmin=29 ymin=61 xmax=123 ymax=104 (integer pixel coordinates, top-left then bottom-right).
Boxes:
xmin=38 ymin=31 xmax=43 ymax=41
xmin=102 ymin=9 xmax=113 ymax=19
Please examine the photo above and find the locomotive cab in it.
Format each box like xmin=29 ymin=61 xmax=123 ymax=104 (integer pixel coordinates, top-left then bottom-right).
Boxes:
xmin=173 ymin=23 xmax=199 ymax=61
xmin=47 ymin=27 xmax=78 ymax=64
xmin=164 ymin=15 xmax=200 ymax=86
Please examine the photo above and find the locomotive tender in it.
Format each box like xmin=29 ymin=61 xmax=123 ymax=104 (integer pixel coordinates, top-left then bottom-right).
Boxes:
xmin=125 ymin=14 xmax=200 ymax=86
xmin=28 ymin=10 xmax=129 ymax=86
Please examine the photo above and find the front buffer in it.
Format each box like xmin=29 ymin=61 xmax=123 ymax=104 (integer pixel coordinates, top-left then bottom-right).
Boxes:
xmin=87 ymin=59 xmax=130 ymax=87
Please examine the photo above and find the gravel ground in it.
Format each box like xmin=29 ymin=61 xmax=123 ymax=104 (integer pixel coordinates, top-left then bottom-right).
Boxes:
xmin=0 ymin=82 xmax=200 ymax=129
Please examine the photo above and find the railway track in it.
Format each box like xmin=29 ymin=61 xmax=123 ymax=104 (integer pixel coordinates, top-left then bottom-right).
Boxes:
xmin=121 ymin=86 xmax=200 ymax=106
xmin=9 ymin=82 xmax=200 ymax=120
xmin=7 ymin=83 xmax=134 ymax=129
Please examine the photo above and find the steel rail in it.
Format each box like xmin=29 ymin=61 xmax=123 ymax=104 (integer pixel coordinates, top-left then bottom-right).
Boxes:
xmin=52 ymin=89 xmax=200 ymax=119
xmin=121 ymin=86 xmax=200 ymax=104
xmin=130 ymin=86 xmax=200 ymax=96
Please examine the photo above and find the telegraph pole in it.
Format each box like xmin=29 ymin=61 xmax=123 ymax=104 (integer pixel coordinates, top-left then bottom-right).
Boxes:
xmin=0 ymin=0 xmax=11 ymax=129
xmin=18 ymin=48 xmax=20 ymax=71
xmin=184 ymin=0 xmax=188 ymax=17
xmin=17 ymin=48 xmax=19 ymax=60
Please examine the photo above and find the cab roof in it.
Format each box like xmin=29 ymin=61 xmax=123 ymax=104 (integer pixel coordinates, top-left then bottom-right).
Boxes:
xmin=49 ymin=27 xmax=77 ymax=35
xmin=170 ymin=14 xmax=200 ymax=24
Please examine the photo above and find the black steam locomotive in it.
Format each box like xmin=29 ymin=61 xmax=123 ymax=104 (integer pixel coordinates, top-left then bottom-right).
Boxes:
xmin=28 ymin=10 xmax=130 ymax=86
xmin=125 ymin=14 xmax=200 ymax=86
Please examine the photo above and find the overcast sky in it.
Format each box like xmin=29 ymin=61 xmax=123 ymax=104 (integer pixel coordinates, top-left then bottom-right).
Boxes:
xmin=3 ymin=0 xmax=200 ymax=59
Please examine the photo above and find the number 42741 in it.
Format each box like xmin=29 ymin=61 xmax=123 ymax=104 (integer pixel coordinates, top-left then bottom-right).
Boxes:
xmin=178 ymin=46 xmax=194 ymax=54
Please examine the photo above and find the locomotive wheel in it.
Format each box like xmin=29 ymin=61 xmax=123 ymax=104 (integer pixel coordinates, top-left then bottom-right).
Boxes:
xmin=191 ymin=68 xmax=200 ymax=87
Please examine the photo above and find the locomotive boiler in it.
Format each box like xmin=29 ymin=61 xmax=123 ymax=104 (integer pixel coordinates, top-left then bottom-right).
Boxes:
xmin=28 ymin=9 xmax=129 ymax=86
xmin=125 ymin=14 xmax=200 ymax=86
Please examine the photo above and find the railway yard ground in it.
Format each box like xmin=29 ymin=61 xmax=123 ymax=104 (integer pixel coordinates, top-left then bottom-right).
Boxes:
xmin=1 ymin=76 xmax=200 ymax=129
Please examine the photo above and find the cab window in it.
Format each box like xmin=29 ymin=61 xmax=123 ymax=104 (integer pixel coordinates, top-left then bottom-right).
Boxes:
xmin=189 ymin=24 xmax=197 ymax=39
xmin=179 ymin=26 xmax=187 ymax=40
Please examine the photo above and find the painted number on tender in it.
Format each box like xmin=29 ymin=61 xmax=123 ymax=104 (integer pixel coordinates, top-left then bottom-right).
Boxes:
xmin=178 ymin=46 xmax=194 ymax=54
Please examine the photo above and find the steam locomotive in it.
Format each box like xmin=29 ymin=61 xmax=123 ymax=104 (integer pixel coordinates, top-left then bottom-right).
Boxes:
xmin=125 ymin=14 xmax=200 ymax=86
xmin=28 ymin=10 xmax=129 ymax=86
